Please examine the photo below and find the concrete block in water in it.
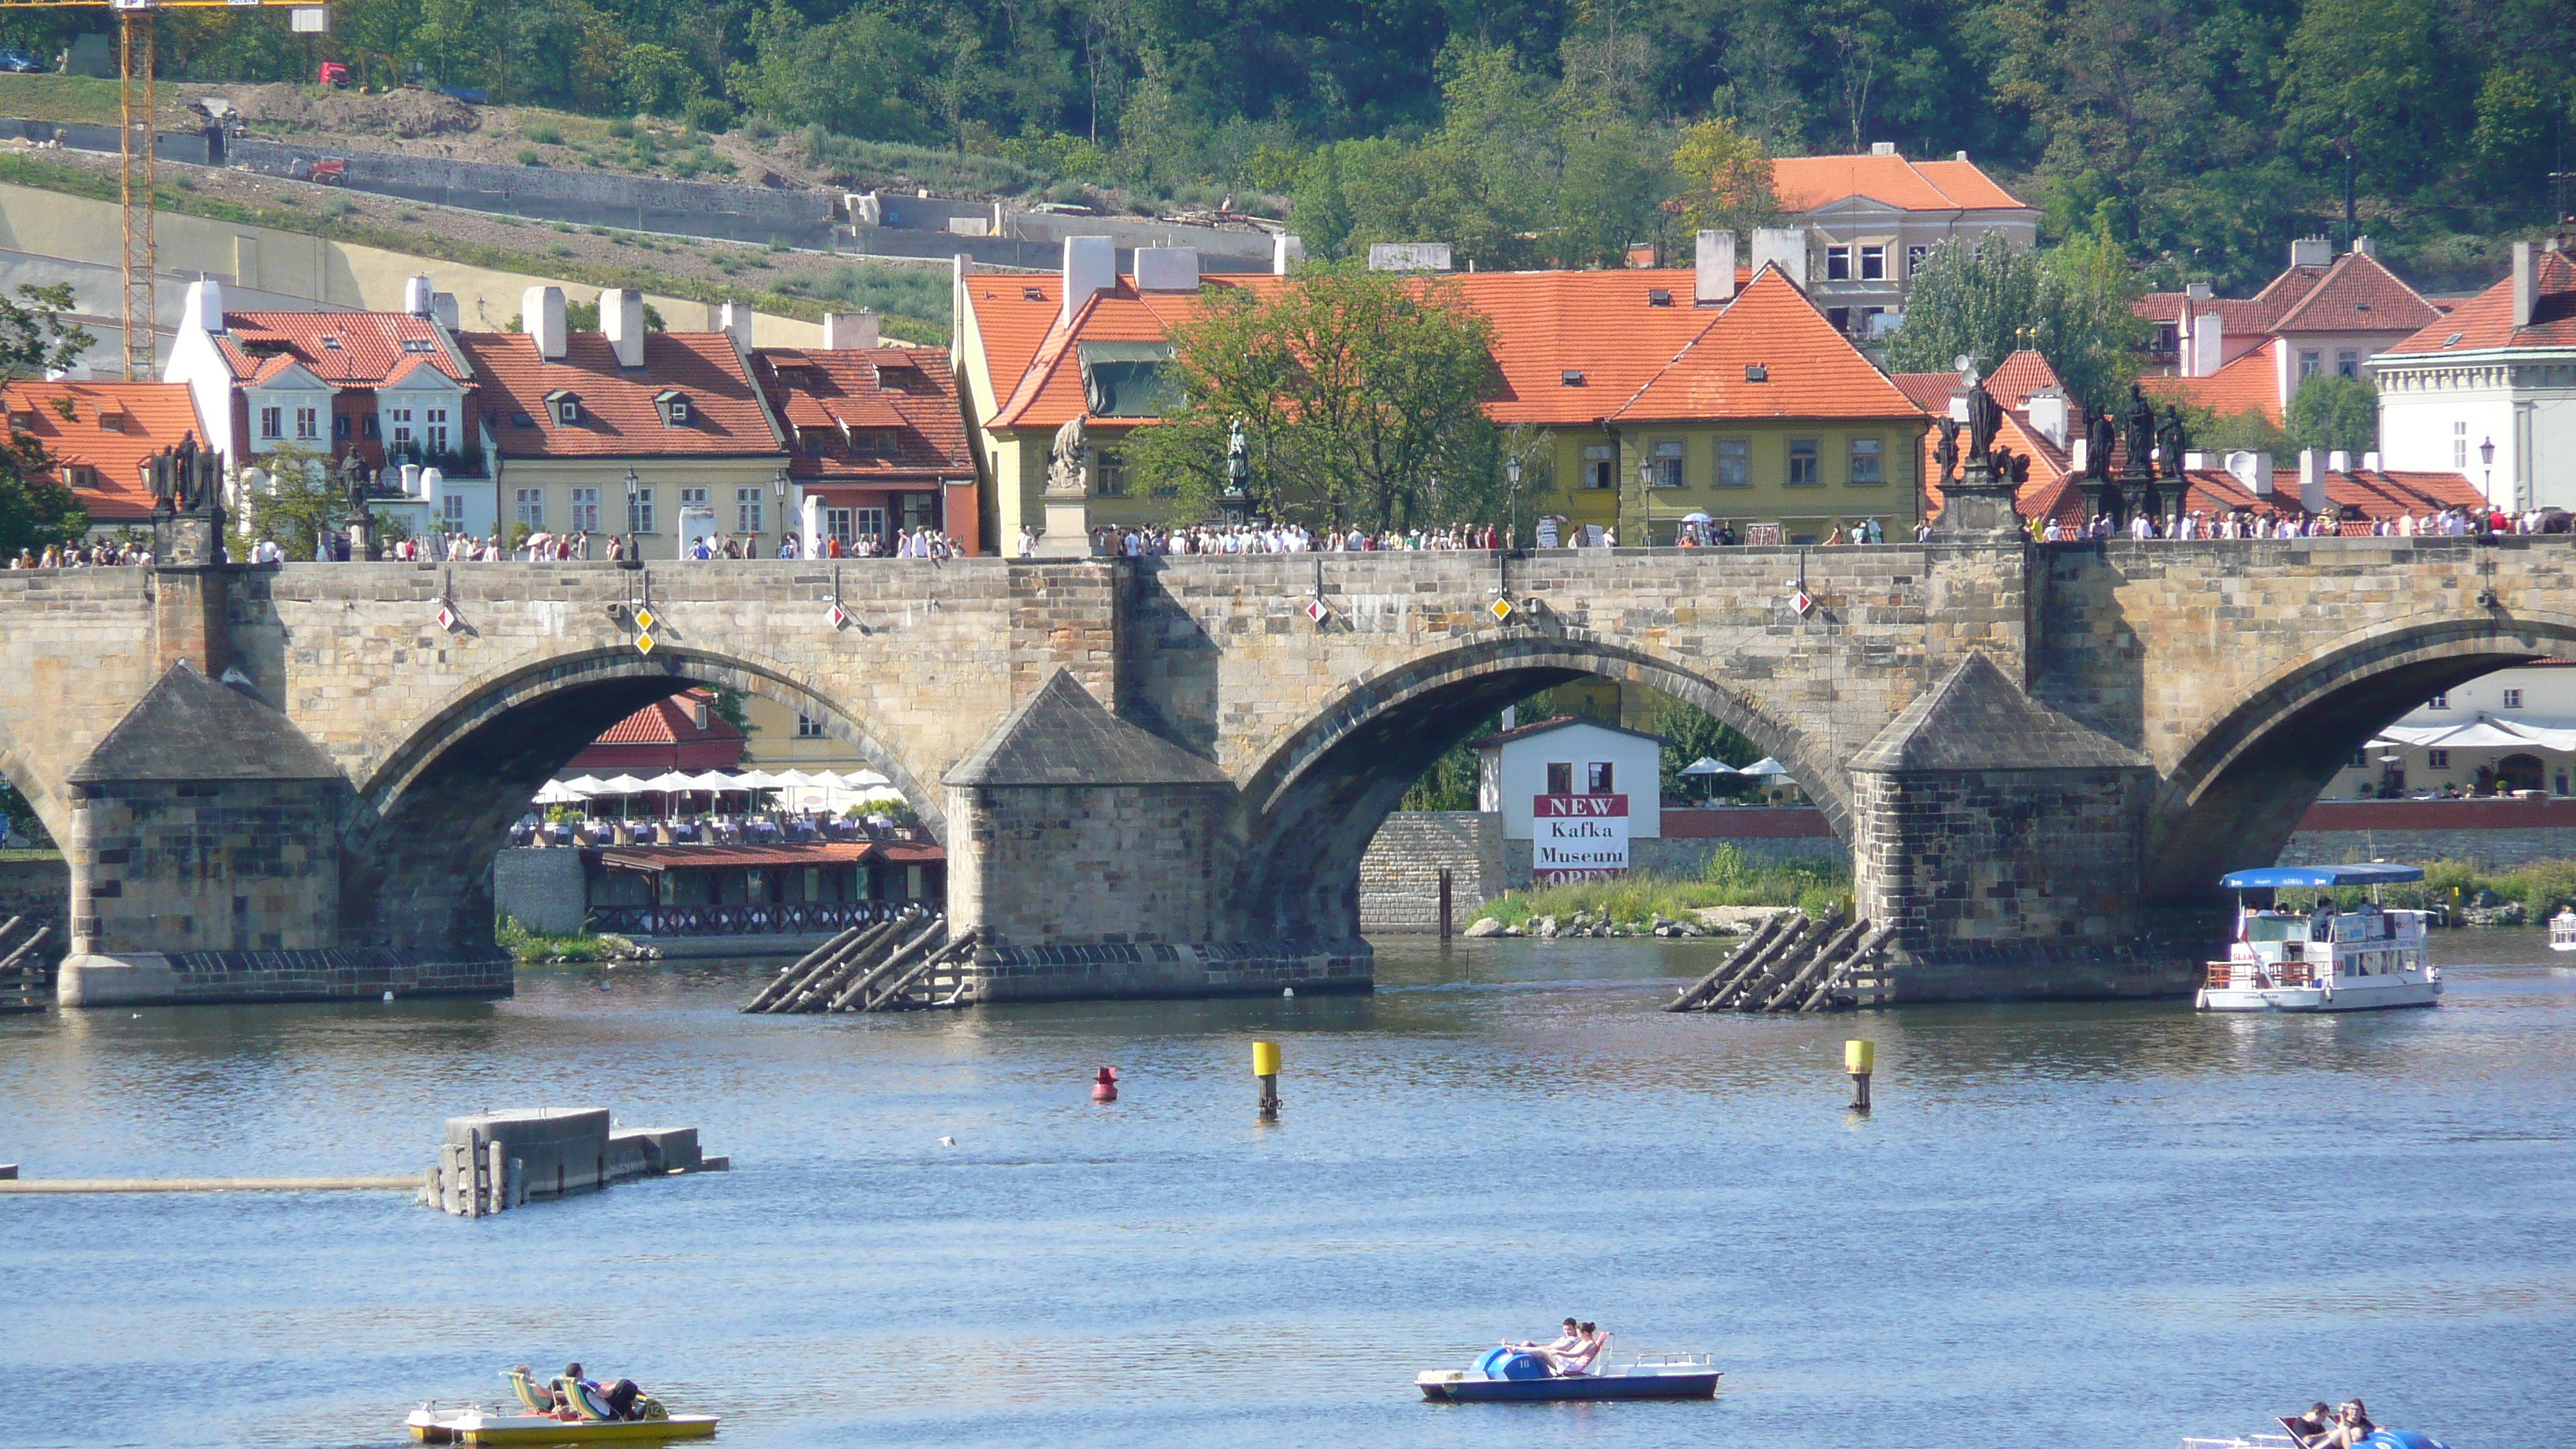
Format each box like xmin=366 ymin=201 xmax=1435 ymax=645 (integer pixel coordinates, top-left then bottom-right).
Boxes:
xmin=611 ymin=1126 xmax=700 ymax=1173
xmin=446 ymin=1108 xmax=612 ymax=1197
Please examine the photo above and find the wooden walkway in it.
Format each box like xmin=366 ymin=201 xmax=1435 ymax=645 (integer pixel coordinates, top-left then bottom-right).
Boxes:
xmin=1664 ymin=909 xmax=1895 ymax=1014
xmin=0 ymin=915 xmax=53 ymax=1013
xmin=738 ymin=912 xmax=980 ymax=1013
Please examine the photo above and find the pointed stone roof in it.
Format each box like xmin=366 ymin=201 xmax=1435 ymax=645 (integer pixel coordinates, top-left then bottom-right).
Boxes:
xmin=1852 ymin=653 xmax=2146 ymax=773
xmin=70 ymin=661 xmax=342 ymax=783
xmin=945 ymin=670 xmax=1232 ymax=788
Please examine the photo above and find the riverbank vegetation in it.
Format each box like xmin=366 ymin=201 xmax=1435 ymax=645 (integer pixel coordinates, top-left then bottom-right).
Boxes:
xmin=495 ymin=916 xmax=607 ymax=964
xmin=2322 ymin=859 xmax=2576 ymax=920
xmin=1477 ymin=848 xmax=1850 ymax=933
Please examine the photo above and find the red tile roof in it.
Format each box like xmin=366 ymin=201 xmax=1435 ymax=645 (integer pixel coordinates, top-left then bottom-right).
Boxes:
xmin=1979 ymin=349 xmax=2065 ymax=409
xmin=215 ymin=311 xmax=469 ymax=385
xmin=2172 ymin=468 xmax=2485 ymax=520
xmin=1608 ymin=268 xmax=1923 ymax=423
xmin=753 ymin=346 xmax=973 ymax=485
xmin=1770 ymin=153 xmax=2029 ymax=213
xmin=456 ymin=331 xmax=783 ymax=458
xmin=963 ymin=272 xmax=1070 ymax=420
xmin=2141 ymin=344 xmax=2280 ymax=421
xmin=591 ymin=690 xmax=744 ymax=745
xmin=1451 ymin=269 xmax=1720 ymax=426
xmin=2270 ymin=252 xmax=2443 ymax=334
xmin=2382 ymin=248 xmax=2576 ymax=356
xmin=2 ymin=381 xmax=207 ymax=524
xmin=988 ymin=275 xmax=1288 ymax=431
xmin=566 ymin=691 xmax=746 ymax=771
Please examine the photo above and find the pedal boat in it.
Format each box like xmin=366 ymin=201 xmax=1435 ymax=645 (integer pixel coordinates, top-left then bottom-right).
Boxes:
xmin=1416 ymin=1345 xmax=1719 ymax=1402
xmin=2198 ymin=865 xmax=2439 ymax=1013
xmin=409 ymin=1378 xmax=717 ymax=1445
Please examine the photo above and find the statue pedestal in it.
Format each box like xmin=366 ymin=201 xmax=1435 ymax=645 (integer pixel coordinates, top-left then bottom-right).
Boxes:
xmin=346 ymin=516 xmax=377 ymax=562
xmin=1937 ymin=461 xmax=2024 ymax=540
xmin=1036 ymin=496 xmax=1094 ymax=557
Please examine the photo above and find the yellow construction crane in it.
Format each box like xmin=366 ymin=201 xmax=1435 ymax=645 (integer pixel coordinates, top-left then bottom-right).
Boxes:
xmin=1 ymin=0 xmax=323 ymax=378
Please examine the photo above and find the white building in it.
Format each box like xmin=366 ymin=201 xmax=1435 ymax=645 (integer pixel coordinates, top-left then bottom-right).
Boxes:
xmin=1477 ymin=717 xmax=1663 ymax=881
xmin=2139 ymin=239 xmax=2443 ymax=426
xmin=1769 ymin=146 xmax=2038 ymax=338
xmin=2325 ymin=662 xmax=2576 ymax=798
xmin=2370 ymin=241 xmax=2576 ymax=510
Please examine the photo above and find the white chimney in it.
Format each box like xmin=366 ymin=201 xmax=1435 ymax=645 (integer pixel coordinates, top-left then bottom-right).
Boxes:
xmin=2184 ymin=282 xmax=2213 ymax=301
xmin=2362 ymin=450 xmax=2381 ymax=473
xmin=2299 ymin=449 xmax=2327 ymax=512
xmin=718 ymin=301 xmax=754 ymax=350
xmin=2184 ymin=451 xmax=2209 ymax=471
xmin=801 ymin=492 xmax=823 ymax=558
xmin=399 ymin=462 xmax=420 ymax=496
xmin=1134 ymin=247 xmax=1200 ymax=293
xmin=2025 ymin=388 xmax=2069 ymax=449
xmin=1272 ymin=233 xmax=1305 ymax=275
xmin=1870 ymin=141 xmax=1897 ymax=156
xmin=1750 ymin=226 xmax=1807 ymax=286
xmin=1061 ymin=235 xmax=1117 ymax=326
xmin=2071 ymin=438 xmax=2091 ymax=474
xmin=1947 ymin=395 xmax=1970 ymax=423
xmin=2228 ymin=450 xmax=2273 ymax=496
xmin=521 ymin=285 xmax=567 ymax=360
xmin=183 ymin=275 xmax=226 ymax=337
xmin=823 ymin=311 xmax=879 ymax=350
xmin=2291 ymin=237 xmax=2332 ymax=268
xmin=1695 ymin=230 xmax=1737 ymax=305
xmin=402 ymin=274 xmax=434 ymax=317
xmin=420 ymin=466 xmax=443 ymax=513
xmin=2352 ymin=235 xmax=2376 ymax=258
xmin=2191 ymin=313 xmax=2224 ymax=379
xmin=2512 ymin=241 xmax=2537 ymax=329
xmin=601 ymin=288 xmax=646 ymax=368
xmin=430 ymin=293 xmax=458 ymax=330
xmin=2328 ymin=449 xmax=2351 ymax=474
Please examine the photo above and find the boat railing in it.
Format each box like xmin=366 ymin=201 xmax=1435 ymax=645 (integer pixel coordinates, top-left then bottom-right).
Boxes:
xmin=2208 ymin=960 xmax=2314 ymax=989
xmin=1618 ymin=1350 xmax=1714 ymax=1368
xmin=2179 ymin=1437 xmax=2298 ymax=1449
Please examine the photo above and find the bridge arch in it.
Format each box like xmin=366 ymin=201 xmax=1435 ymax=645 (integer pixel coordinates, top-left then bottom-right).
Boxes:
xmin=2143 ymin=613 xmax=2576 ymax=903
xmin=1224 ymin=631 xmax=1848 ymax=942
xmin=340 ymin=643 xmax=940 ymax=954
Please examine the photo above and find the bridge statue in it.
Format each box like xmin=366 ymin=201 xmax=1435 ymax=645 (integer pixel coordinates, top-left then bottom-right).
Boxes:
xmin=1937 ymin=371 xmax=2023 ymax=539
xmin=1036 ymin=415 xmax=1094 ymax=557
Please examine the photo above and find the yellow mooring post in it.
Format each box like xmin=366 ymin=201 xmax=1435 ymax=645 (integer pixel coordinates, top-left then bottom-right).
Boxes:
xmin=1845 ymin=1038 xmax=1874 ymax=1112
xmin=1252 ymin=1040 xmax=1281 ymax=1121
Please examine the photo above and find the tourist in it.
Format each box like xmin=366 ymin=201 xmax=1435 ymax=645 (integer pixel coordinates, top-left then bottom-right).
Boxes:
xmin=560 ymin=1362 xmax=646 ymax=1421
xmin=2283 ymin=1403 xmax=2335 ymax=1446
xmin=2317 ymin=1400 xmax=2376 ymax=1449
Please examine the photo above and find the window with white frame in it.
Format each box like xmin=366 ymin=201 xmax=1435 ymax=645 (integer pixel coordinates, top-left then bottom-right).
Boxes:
xmin=425 ymin=406 xmax=450 ymax=454
xmin=1649 ymin=439 xmax=1685 ymax=488
xmin=387 ymin=406 xmax=413 ymax=448
xmin=2504 ymin=688 xmax=2523 ymax=708
xmin=2453 ymin=420 xmax=2468 ymax=468
xmin=737 ymin=486 xmax=765 ymax=534
xmin=1859 ymin=244 xmax=1886 ymax=281
xmin=2298 ymin=351 xmax=2320 ymax=381
xmin=569 ymin=486 xmax=599 ymax=533
xmin=442 ymin=494 xmax=465 ymax=528
xmin=2428 ymin=748 xmax=2451 ymax=769
xmin=553 ymin=396 xmax=580 ymax=426
xmin=515 ymin=488 xmax=544 ymax=529
xmin=1716 ymin=437 xmax=1750 ymax=487
xmin=825 ymin=507 xmax=852 ymax=545
xmin=629 ymin=487 xmax=655 ymax=533
xmin=259 ymin=405 xmax=283 ymax=440
xmin=1848 ymin=437 xmax=1883 ymax=485
xmin=796 ymin=713 xmax=825 ymax=738
xmin=1825 ymin=245 xmax=1851 ymax=281
xmin=293 ymin=405 xmax=319 ymax=440
xmin=1906 ymin=244 xmax=1928 ymax=276
xmin=2336 ymin=350 xmax=2358 ymax=379
xmin=1581 ymin=444 xmax=1615 ymax=490
xmin=679 ymin=486 xmax=708 ymax=511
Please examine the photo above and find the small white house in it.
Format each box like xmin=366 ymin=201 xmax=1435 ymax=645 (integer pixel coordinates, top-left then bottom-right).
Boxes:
xmin=1477 ymin=717 xmax=1662 ymax=881
xmin=2370 ymin=242 xmax=2576 ymax=510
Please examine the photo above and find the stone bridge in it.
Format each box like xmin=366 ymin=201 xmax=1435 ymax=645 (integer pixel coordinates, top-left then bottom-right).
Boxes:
xmin=9 ymin=526 xmax=2572 ymax=1005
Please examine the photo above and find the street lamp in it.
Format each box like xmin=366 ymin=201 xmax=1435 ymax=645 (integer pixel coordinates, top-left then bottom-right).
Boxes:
xmin=1505 ymin=454 xmax=1523 ymax=550
xmin=771 ymin=468 xmax=789 ymax=553
xmin=2480 ymin=436 xmax=2496 ymax=505
xmin=622 ymin=468 xmax=642 ymax=566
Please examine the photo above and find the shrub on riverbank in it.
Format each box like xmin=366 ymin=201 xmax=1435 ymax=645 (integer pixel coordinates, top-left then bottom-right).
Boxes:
xmin=496 ymin=915 xmax=606 ymax=963
xmin=2321 ymin=858 xmax=2576 ymax=920
xmin=1478 ymin=847 xmax=1849 ymax=931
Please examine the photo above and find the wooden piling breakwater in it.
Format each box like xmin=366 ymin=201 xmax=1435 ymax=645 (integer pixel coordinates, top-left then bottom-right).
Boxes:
xmin=1663 ymin=909 xmax=1894 ymax=1014
xmin=740 ymin=910 xmax=981 ymax=1013
xmin=0 ymin=914 xmax=54 ymax=1013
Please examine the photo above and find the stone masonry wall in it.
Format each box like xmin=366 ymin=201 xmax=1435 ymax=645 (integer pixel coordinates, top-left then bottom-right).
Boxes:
xmin=71 ymin=779 xmax=344 ymax=957
xmin=492 ymin=848 xmax=588 ymax=935
xmin=1358 ymin=811 xmax=1502 ymax=933
xmin=952 ymin=782 xmax=1237 ymax=948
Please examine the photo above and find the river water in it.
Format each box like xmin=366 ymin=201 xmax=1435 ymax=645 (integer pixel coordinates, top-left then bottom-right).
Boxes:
xmin=5 ymin=932 xmax=2573 ymax=1449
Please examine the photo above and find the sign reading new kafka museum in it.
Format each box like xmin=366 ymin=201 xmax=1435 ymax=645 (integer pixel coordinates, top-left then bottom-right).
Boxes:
xmin=1532 ymin=793 xmax=1629 ymax=883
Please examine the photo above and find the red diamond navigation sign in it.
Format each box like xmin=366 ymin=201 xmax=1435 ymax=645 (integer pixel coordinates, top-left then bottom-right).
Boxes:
xmin=827 ymin=601 xmax=848 ymax=629
xmin=1303 ymin=598 xmax=1330 ymax=625
xmin=1790 ymin=590 xmax=1814 ymax=616
xmin=435 ymin=601 xmax=458 ymax=632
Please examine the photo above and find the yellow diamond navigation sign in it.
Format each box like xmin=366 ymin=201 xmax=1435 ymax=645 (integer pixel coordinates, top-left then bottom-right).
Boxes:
xmin=634 ymin=631 xmax=656 ymax=656
xmin=1489 ymin=597 xmax=1516 ymax=622
xmin=632 ymin=607 xmax=656 ymax=632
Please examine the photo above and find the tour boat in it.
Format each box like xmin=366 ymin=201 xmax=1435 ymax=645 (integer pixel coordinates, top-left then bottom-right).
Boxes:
xmin=1415 ymin=1345 xmax=1719 ymax=1402
xmin=2199 ymin=865 xmax=2440 ymax=1012
xmin=2551 ymin=906 xmax=2576 ymax=952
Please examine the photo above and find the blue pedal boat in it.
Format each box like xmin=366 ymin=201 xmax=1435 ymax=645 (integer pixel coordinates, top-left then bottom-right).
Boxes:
xmin=1416 ymin=1345 xmax=1720 ymax=1403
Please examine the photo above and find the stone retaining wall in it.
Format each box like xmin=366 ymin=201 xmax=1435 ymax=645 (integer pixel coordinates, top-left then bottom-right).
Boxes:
xmin=493 ymin=848 xmax=587 ymax=935
xmin=55 ymin=947 xmax=509 ymax=1006
xmin=1358 ymin=812 xmax=1501 ymax=932
xmin=975 ymin=940 xmax=1371 ymax=1002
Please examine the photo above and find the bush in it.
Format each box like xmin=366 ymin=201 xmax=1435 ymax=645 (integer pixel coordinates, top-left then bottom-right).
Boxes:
xmin=516 ymin=147 xmax=541 ymax=166
xmin=683 ymin=96 xmax=733 ymax=135
xmin=1475 ymin=853 xmax=1855 ymax=931
xmin=522 ymin=122 xmax=563 ymax=146
xmin=607 ymin=118 xmax=636 ymax=140
xmin=802 ymin=127 xmax=1049 ymax=196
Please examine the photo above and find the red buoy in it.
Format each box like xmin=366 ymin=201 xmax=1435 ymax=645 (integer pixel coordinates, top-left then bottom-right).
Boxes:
xmin=1091 ymin=1066 xmax=1119 ymax=1102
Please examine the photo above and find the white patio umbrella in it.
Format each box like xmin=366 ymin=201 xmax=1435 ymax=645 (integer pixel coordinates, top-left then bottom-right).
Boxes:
xmin=532 ymin=779 xmax=587 ymax=805
xmin=1678 ymin=757 xmax=1737 ymax=776
xmin=732 ymin=769 xmax=783 ymax=789
xmin=770 ymin=769 xmax=817 ymax=788
xmin=687 ymin=769 xmax=738 ymax=793
xmin=598 ymin=774 xmax=651 ymax=793
xmin=642 ymin=769 xmax=698 ymax=817
xmin=843 ymin=768 xmax=891 ymax=787
xmin=562 ymin=776 xmax=611 ymax=795
xmin=1738 ymin=757 xmax=1793 ymax=778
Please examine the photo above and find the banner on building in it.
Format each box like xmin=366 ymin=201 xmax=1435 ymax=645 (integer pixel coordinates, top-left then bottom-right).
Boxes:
xmin=1531 ymin=793 xmax=1629 ymax=882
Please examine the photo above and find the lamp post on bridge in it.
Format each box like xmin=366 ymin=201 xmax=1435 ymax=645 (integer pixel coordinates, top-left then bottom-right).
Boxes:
xmin=1505 ymin=454 xmax=1522 ymax=551
xmin=772 ymin=468 xmax=790 ymax=557
xmin=622 ymin=468 xmax=643 ymax=568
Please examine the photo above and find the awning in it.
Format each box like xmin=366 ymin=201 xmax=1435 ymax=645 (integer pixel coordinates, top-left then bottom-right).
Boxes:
xmin=2219 ymin=863 xmax=2426 ymax=889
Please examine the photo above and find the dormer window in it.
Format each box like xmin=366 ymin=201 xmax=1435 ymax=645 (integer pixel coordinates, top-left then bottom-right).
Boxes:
xmin=321 ymin=336 xmax=342 ymax=350
xmin=656 ymin=390 xmax=690 ymax=426
xmin=98 ymin=412 xmax=123 ymax=433
xmin=401 ymin=339 xmax=435 ymax=353
xmin=8 ymin=411 xmax=32 ymax=432
xmin=545 ymin=390 xmax=579 ymax=426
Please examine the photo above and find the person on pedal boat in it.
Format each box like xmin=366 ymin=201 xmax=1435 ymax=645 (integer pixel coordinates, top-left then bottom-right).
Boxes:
xmin=2283 ymin=1403 xmax=2336 ymax=1445
xmin=1521 ymin=1321 xmax=1606 ymax=1377
xmin=562 ymin=1362 xmax=646 ymax=1420
xmin=2319 ymin=1400 xmax=2377 ymax=1448
xmin=1507 ymin=1319 xmax=1582 ymax=1357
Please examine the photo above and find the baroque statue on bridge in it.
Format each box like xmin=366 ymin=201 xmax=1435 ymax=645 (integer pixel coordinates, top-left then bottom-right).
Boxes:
xmin=2087 ymin=409 xmax=2118 ymax=481
xmin=2156 ymin=405 xmax=2190 ymax=481
xmin=1045 ymin=415 xmax=1089 ymax=498
xmin=1934 ymin=417 xmax=1959 ymax=485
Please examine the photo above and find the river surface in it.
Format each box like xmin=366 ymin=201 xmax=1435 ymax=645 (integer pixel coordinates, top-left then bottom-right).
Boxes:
xmin=5 ymin=931 xmax=2574 ymax=1449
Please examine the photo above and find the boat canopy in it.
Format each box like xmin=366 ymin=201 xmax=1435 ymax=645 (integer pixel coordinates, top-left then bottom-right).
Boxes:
xmin=2220 ymin=863 xmax=2427 ymax=889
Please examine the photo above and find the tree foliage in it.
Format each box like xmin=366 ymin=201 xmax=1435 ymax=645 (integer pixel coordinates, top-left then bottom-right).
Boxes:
xmin=2286 ymin=375 xmax=2379 ymax=456
xmin=1127 ymin=268 xmax=1502 ymax=533
xmin=239 ymin=444 xmax=349 ymax=560
xmin=1883 ymin=232 xmax=2144 ymax=413
xmin=0 ymin=283 xmax=91 ymax=559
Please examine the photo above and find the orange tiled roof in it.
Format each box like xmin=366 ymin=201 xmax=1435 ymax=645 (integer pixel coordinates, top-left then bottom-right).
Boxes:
xmin=591 ymin=690 xmax=744 ymax=745
xmin=963 ymin=273 xmax=1067 ymax=416
xmin=215 ymin=311 xmax=469 ymax=385
xmin=1918 ymin=406 xmax=2082 ymax=524
xmin=2141 ymin=344 xmax=2280 ymax=421
xmin=2133 ymin=293 xmax=2290 ymax=333
xmin=1448 ymin=269 xmax=1730 ymax=426
xmin=2 ymin=380 xmax=207 ymax=523
xmin=2174 ymin=467 xmax=2485 ymax=519
xmin=455 ymin=331 xmax=783 ymax=458
xmin=2270 ymin=252 xmax=2442 ymax=334
xmin=1770 ymin=153 xmax=2028 ymax=214
xmin=988 ymin=275 xmax=1287 ymax=431
xmin=2383 ymin=249 xmax=2576 ymax=356
xmin=754 ymin=346 xmax=971 ymax=486
xmin=1608 ymin=268 xmax=1923 ymax=423
xmin=1980 ymin=349 xmax=2065 ymax=409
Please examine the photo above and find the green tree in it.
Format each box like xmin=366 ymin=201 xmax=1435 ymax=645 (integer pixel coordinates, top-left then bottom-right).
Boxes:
xmin=1128 ymin=267 xmax=1501 ymax=533
xmin=730 ymin=2 xmax=933 ymax=142
xmin=1 ymin=777 xmax=50 ymax=848
xmin=2277 ymin=0 xmax=2465 ymax=218
xmin=0 ymin=284 xmax=94 ymax=560
xmin=1668 ymin=116 xmax=1780 ymax=237
xmin=239 ymin=445 xmax=349 ymax=561
xmin=2286 ymin=375 xmax=2377 ymax=456
xmin=1885 ymin=233 xmax=2142 ymax=413
xmin=618 ymin=42 xmax=704 ymax=117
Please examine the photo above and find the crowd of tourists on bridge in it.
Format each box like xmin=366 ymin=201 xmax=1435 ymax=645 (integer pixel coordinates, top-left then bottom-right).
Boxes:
xmin=9 ymin=541 xmax=150 ymax=569
xmin=2022 ymin=504 xmax=2565 ymax=543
